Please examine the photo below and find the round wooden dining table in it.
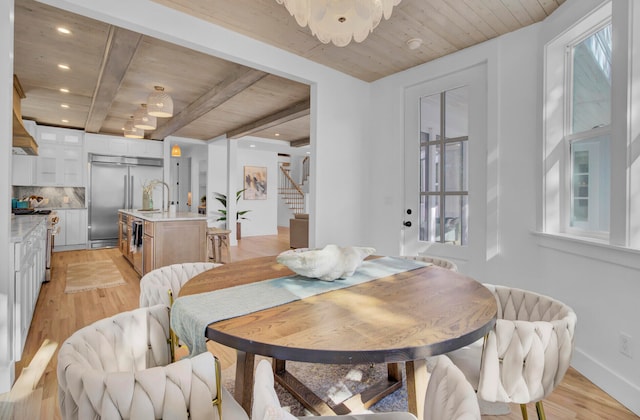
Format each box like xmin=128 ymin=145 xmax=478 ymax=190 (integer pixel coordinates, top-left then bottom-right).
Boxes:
xmin=179 ymin=255 xmax=497 ymax=420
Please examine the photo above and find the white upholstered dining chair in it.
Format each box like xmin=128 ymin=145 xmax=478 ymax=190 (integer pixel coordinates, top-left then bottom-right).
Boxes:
xmin=57 ymin=304 xmax=248 ymax=420
xmin=139 ymin=262 xmax=220 ymax=360
xmin=139 ymin=262 xmax=220 ymax=308
xmin=398 ymin=255 xmax=458 ymax=272
xmin=447 ymin=284 xmax=577 ymax=420
xmin=251 ymin=356 xmax=480 ymax=420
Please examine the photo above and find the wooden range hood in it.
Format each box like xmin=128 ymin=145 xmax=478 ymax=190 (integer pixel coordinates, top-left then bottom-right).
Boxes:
xmin=13 ymin=75 xmax=38 ymax=155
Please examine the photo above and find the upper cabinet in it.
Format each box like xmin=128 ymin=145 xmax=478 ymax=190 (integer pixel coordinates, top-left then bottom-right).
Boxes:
xmin=85 ymin=133 xmax=163 ymax=159
xmin=11 ymin=125 xmax=165 ymax=187
xmin=35 ymin=126 xmax=84 ymax=187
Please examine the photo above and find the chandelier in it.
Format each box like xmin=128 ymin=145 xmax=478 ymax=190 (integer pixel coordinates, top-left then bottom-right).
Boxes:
xmin=275 ymin=0 xmax=401 ymax=47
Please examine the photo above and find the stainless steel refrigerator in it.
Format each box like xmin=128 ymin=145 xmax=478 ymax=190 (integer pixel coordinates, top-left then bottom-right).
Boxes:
xmin=88 ymin=154 xmax=164 ymax=248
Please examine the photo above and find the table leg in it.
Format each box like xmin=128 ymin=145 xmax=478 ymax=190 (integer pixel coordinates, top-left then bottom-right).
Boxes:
xmin=405 ymin=359 xmax=428 ymax=420
xmin=273 ymin=359 xmax=337 ymax=416
xmin=273 ymin=360 xmax=403 ymax=416
xmin=235 ymin=350 xmax=256 ymax=415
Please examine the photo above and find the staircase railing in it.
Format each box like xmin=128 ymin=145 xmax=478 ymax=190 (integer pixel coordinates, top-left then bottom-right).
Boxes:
xmin=279 ymin=164 xmax=305 ymax=214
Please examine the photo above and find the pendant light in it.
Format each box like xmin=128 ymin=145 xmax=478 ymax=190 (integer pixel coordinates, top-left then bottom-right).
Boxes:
xmin=124 ymin=116 xmax=144 ymax=139
xmin=147 ymin=86 xmax=174 ymax=117
xmin=133 ymin=103 xmax=157 ymax=130
xmin=171 ymin=144 xmax=182 ymax=157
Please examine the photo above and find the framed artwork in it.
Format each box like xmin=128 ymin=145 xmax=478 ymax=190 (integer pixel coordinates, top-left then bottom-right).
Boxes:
xmin=244 ymin=166 xmax=267 ymax=200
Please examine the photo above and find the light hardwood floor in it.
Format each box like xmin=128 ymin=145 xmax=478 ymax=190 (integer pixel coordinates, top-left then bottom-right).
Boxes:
xmin=6 ymin=227 xmax=639 ymax=419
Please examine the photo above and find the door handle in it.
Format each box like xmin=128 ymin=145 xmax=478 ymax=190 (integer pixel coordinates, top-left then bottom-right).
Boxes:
xmin=403 ymin=221 xmax=412 ymax=227
xmin=123 ymin=175 xmax=128 ymax=209
xmin=130 ymin=175 xmax=134 ymax=209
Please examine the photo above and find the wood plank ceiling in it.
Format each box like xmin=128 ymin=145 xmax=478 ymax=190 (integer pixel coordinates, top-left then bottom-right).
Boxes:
xmin=13 ymin=0 xmax=565 ymax=146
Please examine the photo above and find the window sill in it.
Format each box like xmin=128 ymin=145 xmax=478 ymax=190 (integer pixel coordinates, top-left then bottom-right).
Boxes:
xmin=532 ymin=231 xmax=640 ymax=271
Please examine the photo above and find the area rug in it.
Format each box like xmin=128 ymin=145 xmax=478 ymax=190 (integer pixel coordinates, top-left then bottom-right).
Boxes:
xmin=221 ymin=358 xmax=511 ymax=416
xmin=64 ymin=260 xmax=126 ymax=293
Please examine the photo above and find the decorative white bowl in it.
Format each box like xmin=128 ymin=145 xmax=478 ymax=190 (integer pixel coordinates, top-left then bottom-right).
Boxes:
xmin=277 ymin=244 xmax=375 ymax=281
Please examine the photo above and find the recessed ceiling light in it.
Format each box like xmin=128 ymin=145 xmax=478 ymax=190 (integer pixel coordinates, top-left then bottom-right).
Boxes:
xmin=57 ymin=27 xmax=72 ymax=35
xmin=274 ymin=133 xmax=280 ymax=137
xmin=61 ymin=119 xmax=69 ymax=123
xmin=249 ymin=144 xmax=256 ymax=148
xmin=58 ymin=64 xmax=70 ymax=70
xmin=61 ymin=104 xmax=69 ymax=108
xmin=60 ymin=88 xmax=69 ymax=93
xmin=406 ymin=38 xmax=423 ymax=50
xmin=306 ymin=151 xmax=311 ymax=155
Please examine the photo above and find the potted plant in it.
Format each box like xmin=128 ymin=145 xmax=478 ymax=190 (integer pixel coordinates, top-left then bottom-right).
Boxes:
xmin=214 ymin=189 xmax=251 ymax=239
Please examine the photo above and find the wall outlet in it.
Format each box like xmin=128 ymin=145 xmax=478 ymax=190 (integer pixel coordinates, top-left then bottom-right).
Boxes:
xmin=619 ymin=332 xmax=633 ymax=358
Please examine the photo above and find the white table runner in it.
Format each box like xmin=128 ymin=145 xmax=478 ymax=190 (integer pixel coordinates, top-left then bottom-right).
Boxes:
xmin=171 ymin=257 xmax=430 ymax=356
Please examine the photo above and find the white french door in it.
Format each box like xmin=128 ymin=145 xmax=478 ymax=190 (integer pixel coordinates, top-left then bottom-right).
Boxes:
xmin=402 ymin=64 xmax=487 ymax=259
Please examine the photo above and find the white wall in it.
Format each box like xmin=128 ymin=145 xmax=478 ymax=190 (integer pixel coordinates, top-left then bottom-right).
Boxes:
xmin=236 ymin=148 xmax=279 ymax=237
xmin=207 ymin=142 xmax=279 ymax=237
xmin=0 ymin=0 xmax=15 ymax=394
xmin=366 ymin=0 xmax=640 ymax=414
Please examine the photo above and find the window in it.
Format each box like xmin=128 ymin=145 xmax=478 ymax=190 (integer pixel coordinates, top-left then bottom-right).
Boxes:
xmin=544 ymin=1 xmax=640 ymax=249
xmin=419 ymin=86 xmax=469 ymax=245
xmin=568 ymin=23 xmax=611 ymax=234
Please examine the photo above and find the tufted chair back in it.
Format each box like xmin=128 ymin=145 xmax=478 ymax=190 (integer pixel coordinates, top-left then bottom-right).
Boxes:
xmin=58 ymin=305 xmax=169 ymax=419
xmin=57 ymin=305 xmax=247 ymax=420
xmin=424 ymin=355 xmax=480 ymax=420
xmin=449 ymin=284 xmax=576 ymax=420
xmin=139 ymin=262 xmax=220 ymax=308
xmin=399 ymin=255 xmax=458 ymax=272
xmin=478 ymin=284 xmax=576 ymax=403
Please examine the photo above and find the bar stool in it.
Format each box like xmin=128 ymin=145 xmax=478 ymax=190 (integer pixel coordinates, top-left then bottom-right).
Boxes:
xmin=207 ymin=227 xmax=231 ymax=263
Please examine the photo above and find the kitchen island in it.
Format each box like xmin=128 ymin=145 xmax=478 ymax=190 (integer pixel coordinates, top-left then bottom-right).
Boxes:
xmin=118 ymin=210 xmax=208 ymax=276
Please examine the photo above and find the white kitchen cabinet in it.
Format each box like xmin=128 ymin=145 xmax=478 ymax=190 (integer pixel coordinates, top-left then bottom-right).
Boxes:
xmin=12 ymin=154 xmax=36 ymax=186
xmin=36 ymin=127 xmax=84 ymax=186
xmin=54 ymin=209 xmax=88 ymax=250
xmin=13 ymin=219 xmax=47 ymax=359
xmin=85 ymin=133 xmax=163 ymax=158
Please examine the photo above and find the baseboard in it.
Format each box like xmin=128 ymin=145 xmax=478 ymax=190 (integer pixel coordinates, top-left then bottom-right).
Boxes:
xmin=0 ymin=361 xmax=16 ymax=394
xmin=572 ymin=348 xmax=640 ymax=416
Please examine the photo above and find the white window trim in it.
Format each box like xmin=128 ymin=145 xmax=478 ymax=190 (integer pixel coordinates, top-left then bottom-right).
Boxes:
xmin=541 ymin=0 xmax=640 ymax=249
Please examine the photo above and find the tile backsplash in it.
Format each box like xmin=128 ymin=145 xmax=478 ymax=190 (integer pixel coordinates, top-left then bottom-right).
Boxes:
xmin=13 ymin=186 xmax=85 ymax=209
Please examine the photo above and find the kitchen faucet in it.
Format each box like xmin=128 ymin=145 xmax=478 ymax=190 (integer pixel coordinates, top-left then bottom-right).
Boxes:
xmin=157 ymin=181 xmax=171 ymax=212
xmin=147 ymin=180 xmax=171 ymax=212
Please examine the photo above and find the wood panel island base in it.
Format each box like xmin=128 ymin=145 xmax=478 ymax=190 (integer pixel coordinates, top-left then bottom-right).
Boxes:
xmin=118 ymin=210 xmax=208 ymax=276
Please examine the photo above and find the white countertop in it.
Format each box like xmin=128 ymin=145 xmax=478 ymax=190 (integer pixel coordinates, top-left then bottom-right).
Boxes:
xmin=11 ymin=215 xmax=48 ymax=243
xmin=118 ymin=209 xmax=209 ymax=222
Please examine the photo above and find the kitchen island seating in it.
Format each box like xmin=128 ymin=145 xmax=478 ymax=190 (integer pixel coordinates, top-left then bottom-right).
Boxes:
xmin=207 ymin=227 xmax=231 ymax=263
xmin=251 ymin=356 xmax=480 ymax=420
xmin=139 ymin=262 xmax=220 ymax=360
xmin=447 ymin=284 xmax=577 ymax=420
xmin=57 ymin=305 xmax=248 ymax=420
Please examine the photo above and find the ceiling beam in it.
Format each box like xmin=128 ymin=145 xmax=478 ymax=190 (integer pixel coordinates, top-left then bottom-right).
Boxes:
xmin=85 ymin=26 xmax=142 ymax=133
xmin=149 ymin=67 xmax=268 ymax=140
xmin=227 ymin=98 xmax=310 ymax=139
xmin=290 ymin=137 xmax=310 ymax=147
